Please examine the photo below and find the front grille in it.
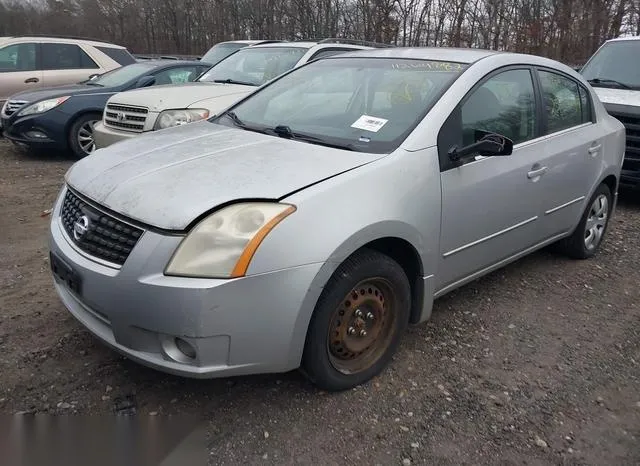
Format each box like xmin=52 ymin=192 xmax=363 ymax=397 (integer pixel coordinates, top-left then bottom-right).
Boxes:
xmin=60 ymin=189 xmax=144 ymax=266
xmin=610 ymin=112 xmax=640 ymax=169
xmin=2 ymin=100 xmax=28 ymax=117
xmin=104 ymin=103 xmax=148 ymax=132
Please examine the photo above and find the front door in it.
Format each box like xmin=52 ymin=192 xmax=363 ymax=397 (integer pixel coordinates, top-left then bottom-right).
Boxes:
xmin=436 ymin=67 xmax=547 ymax=292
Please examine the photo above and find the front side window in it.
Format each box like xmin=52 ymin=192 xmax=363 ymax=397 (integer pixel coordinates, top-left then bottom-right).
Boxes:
xmin=214 ymin=57 xmax=468 ymax=153
xmin=580 ymin=40 xmax=640 ymax=90
xmin=42 ymin=43 xmax=98 ymax=70
xmin=461 ymin=69 xmax=536 ymax=146
xmin=539 ymin=70 xmax=583 ymax=134
xmin=0 ymin=43 xmax=37 ymax=72
xmin=198 ymin=47 xmax=308 ymax=87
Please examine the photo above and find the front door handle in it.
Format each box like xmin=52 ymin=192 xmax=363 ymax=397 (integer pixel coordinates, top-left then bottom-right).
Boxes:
xmin=24 ymin=77 xmax=39 ymax=83
xmin=527 ymin=166 xmax=548 ymax=179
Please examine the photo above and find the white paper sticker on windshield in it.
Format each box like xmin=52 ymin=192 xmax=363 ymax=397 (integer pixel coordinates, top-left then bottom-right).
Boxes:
xmin=351 ymin=115 xmax=388 ymax=133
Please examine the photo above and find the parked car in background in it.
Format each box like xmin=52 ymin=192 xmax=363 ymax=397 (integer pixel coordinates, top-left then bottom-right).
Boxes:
xmin=50 ymin=48 xmax=624 ymax=391
xmin=1 ymin=60 xmax=209 ymax=158
xmin=580 ymin=35 xmax=640 ymax=188
xmin=0 ymin=35 xmax=135 ymax=108
xmin=93 ymin=38 xmax=391 ymax=149
xmin=199 ymin=39 xmax=282 ymax=66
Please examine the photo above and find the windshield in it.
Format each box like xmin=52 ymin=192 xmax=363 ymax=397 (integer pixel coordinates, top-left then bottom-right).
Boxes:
xmin=92 ymin=62 xmax=157 ymax=87
xmin=581 ymin=40 xmax=640 ymax=89
xmin=213 ymin=57 xmax=468 ymax=153
xmin=201 ymin=42 xmax=246 ymax=65
xmin=198 ymin=46 xmax=308 ymax=86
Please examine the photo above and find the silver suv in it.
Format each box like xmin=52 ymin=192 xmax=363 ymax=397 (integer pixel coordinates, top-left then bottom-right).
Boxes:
xmin=93 ymin=39 xmax=391 ymax=149
xmin=0 ymin=35 xmax=134 ymax=108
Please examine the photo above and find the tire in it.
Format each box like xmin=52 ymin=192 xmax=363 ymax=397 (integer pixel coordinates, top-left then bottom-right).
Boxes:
xmin=68 ymin=113 xmax=101 ymax=159
xmin=301 ymin=248 xmax=411 ymax=391
xmin=556 ymin=183 xmax=612 ymax=259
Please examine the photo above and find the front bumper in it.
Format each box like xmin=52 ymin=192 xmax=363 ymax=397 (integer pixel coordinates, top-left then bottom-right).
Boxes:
xmin=49 ymin=188 xmax=323 ymax=378
xmin=1 ymin=110 xmax=68 ymax=150
xmin=93 ymin=121 xmax=143 ymax=149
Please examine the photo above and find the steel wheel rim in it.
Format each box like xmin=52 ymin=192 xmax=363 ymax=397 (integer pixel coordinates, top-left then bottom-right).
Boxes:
xmin=327 ymin=278 xmax=397 ymax=375
xmin=77 ymin=120 xmax=98 ymax=155
xmin=584 ymin=193 xmax=608 ymax=250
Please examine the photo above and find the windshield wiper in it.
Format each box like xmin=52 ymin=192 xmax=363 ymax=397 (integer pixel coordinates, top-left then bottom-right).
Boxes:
xmin=587 ymin=78 xmax=632 ymax=90
xmin=269 ymin=125 xmax=355 ymax=151
xmin=212 ymin=78 xmax=257 ymax=87
xmin=221 ymin=111 xmax=269 ymax=135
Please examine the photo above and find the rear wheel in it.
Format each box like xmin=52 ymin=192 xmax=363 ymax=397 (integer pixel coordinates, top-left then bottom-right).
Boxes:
xmin=301 ymin=249 xmax=411 ymax=391
xmin=68 ymin=113 xmax=100 ymax=159
xmin=556 ymin=183 xmax=612 ymax=259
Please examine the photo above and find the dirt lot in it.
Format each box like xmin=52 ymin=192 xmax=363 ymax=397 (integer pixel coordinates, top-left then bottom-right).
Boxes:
xmin=1 ymin=139 xmax=639 ymax=465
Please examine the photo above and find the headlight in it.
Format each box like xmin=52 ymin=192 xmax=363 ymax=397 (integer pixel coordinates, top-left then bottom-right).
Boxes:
xmin=18 ymin=96 xmax=70 ymax=116
xmin=165 ymin=202 xmax=296 ymax=278
xmin=154 ymin=109 xmax=210 ymax=130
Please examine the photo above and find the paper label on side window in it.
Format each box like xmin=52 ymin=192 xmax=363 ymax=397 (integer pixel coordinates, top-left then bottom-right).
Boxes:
xmin=351 ymin=115 xmax=388 ymax=133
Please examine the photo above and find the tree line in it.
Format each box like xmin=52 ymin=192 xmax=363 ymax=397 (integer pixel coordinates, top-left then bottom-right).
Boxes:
xmin=1 ymin=0 xmax=639 ymax=65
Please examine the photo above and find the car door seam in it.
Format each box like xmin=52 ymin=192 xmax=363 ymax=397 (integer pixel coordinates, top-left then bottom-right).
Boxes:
xmin=544 ymin=196 xmax=586 ymax=215
xmin=442 ymin=216 xmax=538 ymax=258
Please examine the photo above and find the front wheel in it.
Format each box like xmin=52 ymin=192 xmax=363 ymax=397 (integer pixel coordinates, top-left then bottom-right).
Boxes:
xmin=68 ymin=113 xmax=101 ymax=159
xmin=301 ymin=249 xmax=411 ymax=391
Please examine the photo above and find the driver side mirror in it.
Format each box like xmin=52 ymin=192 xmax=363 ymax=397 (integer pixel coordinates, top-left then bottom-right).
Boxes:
xmin=448 ymin=130 xmax=513 ymax=164
xmin=136 ymin=76 xmax=156 ymax=88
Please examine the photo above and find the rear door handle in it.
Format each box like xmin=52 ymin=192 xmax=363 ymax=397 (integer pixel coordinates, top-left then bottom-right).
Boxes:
xmin=24 ymin=77 xmax=39 ymax=83
xmin=527 ymin=166 xmax=548 ymax=179
xmin=588 ymin=144 xmax=602 ymax=156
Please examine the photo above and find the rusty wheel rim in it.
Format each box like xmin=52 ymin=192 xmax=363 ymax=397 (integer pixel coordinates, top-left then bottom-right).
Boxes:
xmin=327 ymin=278 xmax=397 ymax=375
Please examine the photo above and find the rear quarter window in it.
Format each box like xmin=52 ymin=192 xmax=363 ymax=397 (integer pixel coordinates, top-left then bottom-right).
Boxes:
xmin=95 ymin=46 xmax=136 ymax=66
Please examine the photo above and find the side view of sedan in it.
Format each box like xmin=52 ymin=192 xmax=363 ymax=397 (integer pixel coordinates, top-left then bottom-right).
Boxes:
xmin=1 ymin=60 xmax=210 ymax=158
xmin=48 ymin=48 xmax=625 ymax=391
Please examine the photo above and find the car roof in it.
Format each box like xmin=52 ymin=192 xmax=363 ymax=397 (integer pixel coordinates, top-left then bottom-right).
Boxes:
xmin=250 ymin=41 xmax=318 ymax=49
xmin=323 ymin=46 xmax=501 ymax=63
xmin=140 ymin=59 xmax=205 ymax=67
xmin=0 ymin=35 xmax=126 ymax=48
xmin=606 ymin=35 xmax=640 ymax=43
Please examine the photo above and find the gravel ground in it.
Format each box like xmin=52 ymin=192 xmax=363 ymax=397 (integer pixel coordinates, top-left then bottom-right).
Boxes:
xmin=1 ymin=139 xmax=639 ymax=465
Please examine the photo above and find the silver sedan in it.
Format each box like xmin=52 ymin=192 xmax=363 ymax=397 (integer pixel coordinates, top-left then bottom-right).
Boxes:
xmin=49 ymin=47 xmax=625 ymax=391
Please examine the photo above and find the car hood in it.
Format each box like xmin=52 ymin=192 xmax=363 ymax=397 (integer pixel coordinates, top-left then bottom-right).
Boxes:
xmin=65 ymin=121 xmax=385 ymax=230
xmin=10 ymin=84 xmax=110 ymax=103
xmin=108 ymin=82 xmax=255 ymax=113
xmin=593 ymin=87 xmax=640 ymax=107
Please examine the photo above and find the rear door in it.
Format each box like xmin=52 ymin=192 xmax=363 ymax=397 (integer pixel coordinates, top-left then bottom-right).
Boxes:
xmin=40 ymin=42 xmax=100 ymax=88
xmin=0 ymin=42 xmax=43 ymax=103
xmin=533 ymin=68 xmax=603 ymax=238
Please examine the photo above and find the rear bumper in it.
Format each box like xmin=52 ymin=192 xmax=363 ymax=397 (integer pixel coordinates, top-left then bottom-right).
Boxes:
xmin=93 ymin=121 xmax=141 ymax=149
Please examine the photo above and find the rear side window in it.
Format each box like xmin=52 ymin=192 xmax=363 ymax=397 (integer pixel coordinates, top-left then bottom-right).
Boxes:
xmin=96 ymin=46 xmax=136 ymax=66
xmin=538 ymin=70 xmax=584 ymax=134
xmin=0 ymin=43 xmax=37 ymax=72
xmin=42 ymin=43 xmax=99 ymax=70
xmin=153 ymin=66 xmax=207 ymax=85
